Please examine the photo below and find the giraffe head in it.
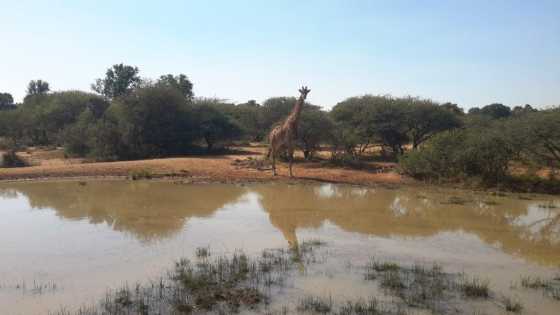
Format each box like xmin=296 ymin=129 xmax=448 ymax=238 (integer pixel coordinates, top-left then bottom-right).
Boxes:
xmin=298 ymin=86 xmax=311 ymax=99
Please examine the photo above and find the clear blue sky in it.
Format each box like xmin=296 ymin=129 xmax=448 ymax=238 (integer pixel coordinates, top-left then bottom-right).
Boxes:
xmin=1 ymin=0 xmax=559 ymax=109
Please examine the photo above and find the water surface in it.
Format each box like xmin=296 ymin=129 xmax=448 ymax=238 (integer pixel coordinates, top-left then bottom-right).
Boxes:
xmin=0 ymin=181 xmax=558 ymax=314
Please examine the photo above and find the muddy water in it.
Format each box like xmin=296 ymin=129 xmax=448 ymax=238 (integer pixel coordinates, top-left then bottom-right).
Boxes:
xmin=0 ymin=181 xmax=558 ymax=314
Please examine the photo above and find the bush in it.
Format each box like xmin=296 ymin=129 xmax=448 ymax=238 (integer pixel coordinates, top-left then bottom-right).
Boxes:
xmin=1 ymin=151 xmax=27 ymax=168
xmin=400 ymin=126 xmax=516 ymax=184
xmin=399 ymin=130 xmax=466 ymax=180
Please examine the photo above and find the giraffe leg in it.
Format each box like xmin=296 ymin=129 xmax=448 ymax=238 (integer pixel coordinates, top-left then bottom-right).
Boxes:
xmin=271 ymin=150 xmax=277 ymax=176
xmin=288 ymin=148 xmax=294 ymax=177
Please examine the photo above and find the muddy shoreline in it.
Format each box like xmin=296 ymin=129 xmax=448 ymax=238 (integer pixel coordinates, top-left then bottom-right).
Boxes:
xmin=1 ymin=147 xmax=557 ymax=195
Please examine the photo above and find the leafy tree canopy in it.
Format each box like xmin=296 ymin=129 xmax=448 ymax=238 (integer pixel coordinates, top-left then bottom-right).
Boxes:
xmin=92 ymin=64 xmax=141 ymax=99
xmin=156 ymin=74 xmax=194 ymax=99
xmin=0 ymin=92 xmax=15 ymax=110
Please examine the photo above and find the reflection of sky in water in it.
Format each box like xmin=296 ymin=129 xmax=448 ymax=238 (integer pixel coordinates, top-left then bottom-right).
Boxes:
xmin=314 ymin=183 xmax=341 ymax=198
xmin=513 ymin=203 xmax=560 ymax=244
xmin=315 ymin=184 xmax=369 ymax=198
xmin=390 ymin=197 xmax=408 ymax=216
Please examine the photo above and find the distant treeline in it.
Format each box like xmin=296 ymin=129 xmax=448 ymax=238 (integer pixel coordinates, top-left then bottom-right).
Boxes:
xmin=1 ymin=64 xmax=559 ymax=187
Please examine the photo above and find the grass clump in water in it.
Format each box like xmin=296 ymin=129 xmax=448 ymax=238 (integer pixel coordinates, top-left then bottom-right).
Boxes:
xmin=128 ymin=169 xmax=153 ymax=180
xmin=519 ymin=275 xmax=560 ymax=301
xmin=365 ymin=259 xmax=454 ymax=312
xmin=52 ymin=246 xmax=322 ymax=315
xmin=365 ymin=258 xmax=400 ymax=280
xmin=520 ymin=275 xmax=551 ymax=289
xmin=502 ymin=296 xmax=523 ymax=313
xmin=441 ymin=196 xmax=469 ymax=205
xmin=460 ymin=276 xmax=490 ymax=298
xmin=297 ymin=295 xmax=333 ymax=314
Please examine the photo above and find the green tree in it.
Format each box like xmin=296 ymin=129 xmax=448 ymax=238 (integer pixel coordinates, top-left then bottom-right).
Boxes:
xmin=16 ymin=91 xmax=108 ymax=145
xmin=192 ymin=102 xmax=243 ymax=152
xmin=513 ymin=110 xmax=560 ymax=169
xmin=0 ymin=93 xmax=15 ymax=110
xmin=368 ymin=100 xmax=409 ymax=155
xmin=405 ymin=98 xmax=463 ymax=149
xmin=330 ymin=95 xmax=380 ymax=156
xmin=92 ymin=64 xmax=141 ymax=99
xmin=261 ymin=97 xmax=298 ymax=128
xmin=107 ymin=86 xmax=194 ymax=159
xmin=231 ymin=100 xmax=265 ymax=141
xmin=297 ymin=108 xmax=334 ymax=160
xmin=26 ymin=80 xmax=50 ymax=96
xmin=478 ymin=103 xmax=512 ymax=119
xmin=156 ymin=74 xmax=194 ymax=99
xmin=512 ymin=104 xmax=537 ymax=116
xmin=440 ymin=102 xmax=464 ymax=116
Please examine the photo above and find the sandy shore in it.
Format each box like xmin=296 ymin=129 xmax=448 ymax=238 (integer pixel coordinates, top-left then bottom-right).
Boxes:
xmin=0 ymin=147 xmax=407 ymax=187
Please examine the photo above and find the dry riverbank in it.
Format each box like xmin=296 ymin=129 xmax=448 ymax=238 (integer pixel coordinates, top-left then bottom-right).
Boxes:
xmin=0 ymin=146 xmax=406 ymax=187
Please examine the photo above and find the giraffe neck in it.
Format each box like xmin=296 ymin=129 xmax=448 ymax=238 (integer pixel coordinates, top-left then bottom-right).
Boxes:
xmin=285 ymin=95 xmax=305 ymax=127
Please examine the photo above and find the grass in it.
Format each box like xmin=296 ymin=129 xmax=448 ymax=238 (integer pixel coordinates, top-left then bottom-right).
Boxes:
xmin=50 ymin=245 xmax=324 ymax=315
xmin=502 ymin=296 xmax=523 ymax=313
xmin=297 ymin=296 xmax=410 ymax=315
xmin=48 ymin=245 xmax=557 ymax=315
xmin=440 ymin=196 xmax=470 ymax=205
xmin=537 ymin=202 xmax=558 ymax=209
xmin=364 ymin=260 xmax=457 ymax=312
xmin=460 ymin=276 xmax=490 ymax=298
xmin=297 ymin=295 xmax=333 ymax=314
xmin=128 ymin=169 xmax=154 ymax=180
xmin=520 ymin=275 xmax=551 ymax=289
xmin=519 ymin=275 xmax=560 ymax=301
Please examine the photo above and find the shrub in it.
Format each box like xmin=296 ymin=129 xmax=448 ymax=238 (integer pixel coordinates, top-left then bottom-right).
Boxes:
xmin=1 ymin=151 xmax=27 ymax=168
xmin=400 ymin=126 xmax=516 ymax=184
xmin=399 ymin=130 xmax=466 ymax=180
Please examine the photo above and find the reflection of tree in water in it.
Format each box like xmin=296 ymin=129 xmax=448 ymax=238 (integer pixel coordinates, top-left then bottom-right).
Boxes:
xmin=5 ymin=181 xmax=245 ymax=242
xmin=254 ymin=184 xmax=560 ymax=266
xmin=0 ymin=188 xmax=18 ymax=199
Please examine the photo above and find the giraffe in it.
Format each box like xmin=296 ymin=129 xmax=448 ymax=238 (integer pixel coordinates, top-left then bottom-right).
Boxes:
xmin=267 ymin=86 xmax=310 ymax=177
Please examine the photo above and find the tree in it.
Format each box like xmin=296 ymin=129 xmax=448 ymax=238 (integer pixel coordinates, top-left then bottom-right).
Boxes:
xmin=368 ymin=100 xmax=409 ymax=155
xmin=232 ymin=100 xmax=265 ymax=141
xmin=0 ymin=93 xmax=15 ymax=110
xmin=297 ymin=108 xmax=334 ymax=160
xmin=440 ymin=102 xmax=464 ymax=116
xmin=156 ymin=74 xmax=194 ymax=99
xmin=92 ymin=64 xmax=141 ymax=99
xmin=478 ymin=103 xmax=511 ymax=119
xmin=26 ymin=80 xmax=50 ymax=96
xmin=512 ymin=110 xmax=560 ymax=170
xmin=331 ymin=95 xmax=380 ymax=156
xmin=512 ymin=104 xmax=537 ymax=116
xmin=108 ymin=86 xmax=194 ymax=158
xmin=192 ymin=103 xmax=243 ymax=152
xmin=332 ymin=95 xmax=411 ymax=157
xmin=20 ymin=91 xmax=108 ymax=145
xmin=468 ymin=107 xmax=481 ymax=115
xmin=405 ymin=98 xmax=463 ymax=149
xmin=261 ymin=97 xmax=299 ymax=129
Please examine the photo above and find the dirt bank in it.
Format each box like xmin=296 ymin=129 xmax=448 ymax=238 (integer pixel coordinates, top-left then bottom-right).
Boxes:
xmin=0 ymin=147 xmax=407 ymax=186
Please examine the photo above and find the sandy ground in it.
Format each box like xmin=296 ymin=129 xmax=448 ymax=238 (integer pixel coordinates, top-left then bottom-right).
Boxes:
xmin=0 ymin=146 xmax=406 ymax=186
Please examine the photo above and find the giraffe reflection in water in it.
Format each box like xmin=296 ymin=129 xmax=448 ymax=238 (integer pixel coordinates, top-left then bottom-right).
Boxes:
xmin=3 ymin=181 xmax=559 ymax=266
